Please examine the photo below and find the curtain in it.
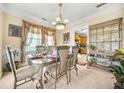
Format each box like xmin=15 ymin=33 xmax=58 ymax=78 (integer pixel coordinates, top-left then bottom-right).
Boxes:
xmin=47 ymin=32 xmax=55 ymax=46
xmin=41 ymin=28 xmax=56 ymax=46
xmin=21 ymin=20 xmax=56 ymax=63
xmin=44 ymin=30 xmax=48 ymax=45
xmin=43 ymin=29 xmax=56 ymax=46
xmin=21 ymin=23 xmax=30 ymax=63
xmin=26 ymin=28 xmax=41 ymax=55
xmin=26 ymin=27 xmax=34 ymax=46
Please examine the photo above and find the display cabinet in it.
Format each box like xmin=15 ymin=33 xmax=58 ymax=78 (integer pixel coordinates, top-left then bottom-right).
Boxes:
xmin=89 ymin=18 xmax=123 ymax=66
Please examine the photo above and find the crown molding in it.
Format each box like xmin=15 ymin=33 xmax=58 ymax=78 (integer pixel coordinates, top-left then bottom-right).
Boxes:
xmin=68 ymin=4 xmax=124 ymax=29
xmin=2 ymin=3 xmax=124 ymax=30
xmin=2 ymin=4 xmax=53 ymax=28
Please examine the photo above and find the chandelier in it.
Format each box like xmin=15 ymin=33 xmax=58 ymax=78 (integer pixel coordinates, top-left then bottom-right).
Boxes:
xmin=52 ymin=3 xmax=69 ymax=31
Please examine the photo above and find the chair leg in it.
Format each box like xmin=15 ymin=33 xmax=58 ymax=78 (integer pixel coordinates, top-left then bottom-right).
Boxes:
xmin=40 ymin=79 xmax=44 ymax=89
xmin=69 ymin=69 xmax=71 ymax=82
xmin=14 ymin=80 xmax=16 ymax=89
xmin=44 ymin=71 xmax=49 ymax=84
xmin=66 ymin=71 xmax=69 ymax=84
xmin=31 ymin=77 xmax=35 ymax=81
xmin=75 ymin=65 xmax=78 ymax=76
xmin=40 ymin=76 xmax=44 ymax=89
xmin=36 ymin=78 xmax=44 ymax=89
xmin=76 ymin=69 xmax=78 ymax=76
xmin=55 ymin=78 xmax=57 ymax=89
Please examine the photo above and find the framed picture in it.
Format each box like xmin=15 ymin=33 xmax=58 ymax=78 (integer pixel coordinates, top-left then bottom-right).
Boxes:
xmin=8 ymin=24 xmax=22 ymax=37
xmin=63 ymin=32 xmax=70 ymax=43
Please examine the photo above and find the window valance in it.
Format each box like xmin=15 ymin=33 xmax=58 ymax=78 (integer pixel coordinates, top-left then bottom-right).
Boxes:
xmin=23 ymin=20 xmax=56 ymax=34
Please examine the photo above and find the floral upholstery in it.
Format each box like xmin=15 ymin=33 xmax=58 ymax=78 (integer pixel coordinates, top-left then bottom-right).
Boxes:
xmin=16 ymin=65 xmax=38 ymax=81
xmin=45 ymin=46 xmax=70 ymax=77
xmin=6 ymin=46 xmax=40 ymax=88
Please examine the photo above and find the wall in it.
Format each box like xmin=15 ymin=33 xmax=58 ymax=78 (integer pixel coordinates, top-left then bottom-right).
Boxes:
xmin=0 ymin=12 xmax=22 ymax=78
xmin=56 ymin=30 xmax=63 ymax=45
xmin=56 ymin=28 xmax=75 ymax=46
xmin=3 ymin=13 xmax=22 ymax=49
xmin=57 ymin=7 xmax=124 ymax=48
xmin=0 ymin=12 xmax=59 ymax=77
xmin=0 ymin=12 xmax=4 ymax=78
xmin=88 ymin=8 xmax=124 ymax=47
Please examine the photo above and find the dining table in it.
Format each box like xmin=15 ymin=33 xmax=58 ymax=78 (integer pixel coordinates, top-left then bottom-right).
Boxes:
xmin=28 ymin=54 xmax=59 ymax=88
xmin=28 ymin=53 xmax=73 ymax=89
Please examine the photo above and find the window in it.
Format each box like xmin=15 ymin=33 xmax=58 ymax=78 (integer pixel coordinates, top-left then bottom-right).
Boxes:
xmin=47 ymin=35 xmax=54 ymax=46
xmin=26 ymin=31 xmax=42 ymax=55
xmin=26 ymin=29 xmax=55 ymax=55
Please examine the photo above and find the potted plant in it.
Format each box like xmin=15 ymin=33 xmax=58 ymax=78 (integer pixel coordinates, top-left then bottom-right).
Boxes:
xmin=110 ymin=48 xmax=124 ymax=88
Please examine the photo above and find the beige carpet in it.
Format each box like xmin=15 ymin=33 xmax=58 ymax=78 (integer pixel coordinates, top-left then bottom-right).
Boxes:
xmin=0 ymin=65 xmax=115 ymax=89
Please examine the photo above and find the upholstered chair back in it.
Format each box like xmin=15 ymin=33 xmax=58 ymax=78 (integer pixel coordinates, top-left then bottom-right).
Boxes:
xmin=72 ymin=46 xmax=79 ymax=66
xmin=57 ymin=46 xmax=70 ymax=74
xmin=48 ymin=46 xmax=55 ymax=55
xmin=36 ymin=46 xmax=45 ymax=54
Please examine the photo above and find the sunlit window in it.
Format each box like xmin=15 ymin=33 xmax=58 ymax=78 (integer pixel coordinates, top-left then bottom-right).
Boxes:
xmin=26 ymin=31 xmax=55 ymax=55
xmin=26 ymin=31 xmax=41 ymax=55
xmin=48 ymin=35 xmax=54 ymax=46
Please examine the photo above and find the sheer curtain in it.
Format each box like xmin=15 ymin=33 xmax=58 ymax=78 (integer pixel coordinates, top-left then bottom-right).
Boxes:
xmin=47 ymin=32 xmax=55 ymax=46
xmin=26 ymin=28 xmax=42 ymax=55
xmin=21 ymin=23 xmax=31 ymax=62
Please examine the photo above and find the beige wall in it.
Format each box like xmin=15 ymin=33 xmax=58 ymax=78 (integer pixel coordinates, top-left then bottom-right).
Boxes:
xmin=88 ymin=8 xmax=124 ymax=25
xmin=56 ymin=30 xmax=63 ymax=45
xmin=0 ymin=12 xmax=59 ymax=77
xmin=88 ymin=8 xmax=124 ymax=47
xmin=0 ymin=12 xmax=4 ymax=78
xmin=2 ymin=13 xmax=73 ymax=47
xmin=57 ymin=8 xmax=124 ymax=47
xmin=56 ymin=28 xmax=75 ymax=46
xmin=0 ymin=12 xmax=22 ymax=78
xmin=3 ymin=13 xmax=22 ymax=49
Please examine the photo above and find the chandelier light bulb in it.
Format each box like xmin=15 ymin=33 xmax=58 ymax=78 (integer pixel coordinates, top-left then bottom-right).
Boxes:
xmin=52 ymin=21 xmax=56 ymax=25
xmin=52 ymin=3 xmax=69 ymax=31
xmin=56 ymin=24 xmax=65 ymax=30
xmin=56 ymin=17 xmax=61 ymax=22
xmin=64 ymin=19 xmax=69 ymax=24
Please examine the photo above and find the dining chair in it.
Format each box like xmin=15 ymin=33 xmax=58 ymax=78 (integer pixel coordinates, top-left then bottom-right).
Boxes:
xmin=69 ymin=46 xmax=79 ymax=82
xmin=36 ymin=45 xmax=45 ymax=54
xmin=47 ymin=46 xmax=55 ymax=55
xmin=6 ymin=46 xmax=43 ymax=89
xmin=44 ymin=46 xmax=70 ymax=88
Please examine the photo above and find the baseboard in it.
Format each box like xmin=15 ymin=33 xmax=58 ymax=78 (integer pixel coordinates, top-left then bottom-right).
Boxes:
xmin=91 ymin=63 xmax=112 ymax=71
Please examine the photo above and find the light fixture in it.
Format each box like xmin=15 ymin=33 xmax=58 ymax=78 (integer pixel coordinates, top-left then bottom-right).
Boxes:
xmin=52 ymin=3 xmax=69 ymax=31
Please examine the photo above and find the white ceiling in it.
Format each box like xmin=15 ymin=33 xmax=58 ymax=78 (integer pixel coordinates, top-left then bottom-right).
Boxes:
xmin=1 ymin=3 xmax=124 ymax=27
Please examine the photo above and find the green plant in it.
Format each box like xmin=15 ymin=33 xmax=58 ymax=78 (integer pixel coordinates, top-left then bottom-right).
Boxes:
xmin=88 ymin=45 xmax=97 ymax=64
xmin=89 ymin=45 xmax=97 ymax=51
xmin=110 ymin=48 xmax=124 ymax=88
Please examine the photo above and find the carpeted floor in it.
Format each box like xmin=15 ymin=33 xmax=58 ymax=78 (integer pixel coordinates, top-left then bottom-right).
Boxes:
xmin=0 ymin=65 xmax=115 ymax=89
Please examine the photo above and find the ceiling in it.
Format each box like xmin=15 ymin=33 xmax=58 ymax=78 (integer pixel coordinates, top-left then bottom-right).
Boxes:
xmin=1 ymin=3 xmax=124 ymax=27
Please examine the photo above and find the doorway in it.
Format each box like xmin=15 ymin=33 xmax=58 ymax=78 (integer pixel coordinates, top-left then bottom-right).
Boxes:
xmin=75 ymin=28 xmax=88 ymax=65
